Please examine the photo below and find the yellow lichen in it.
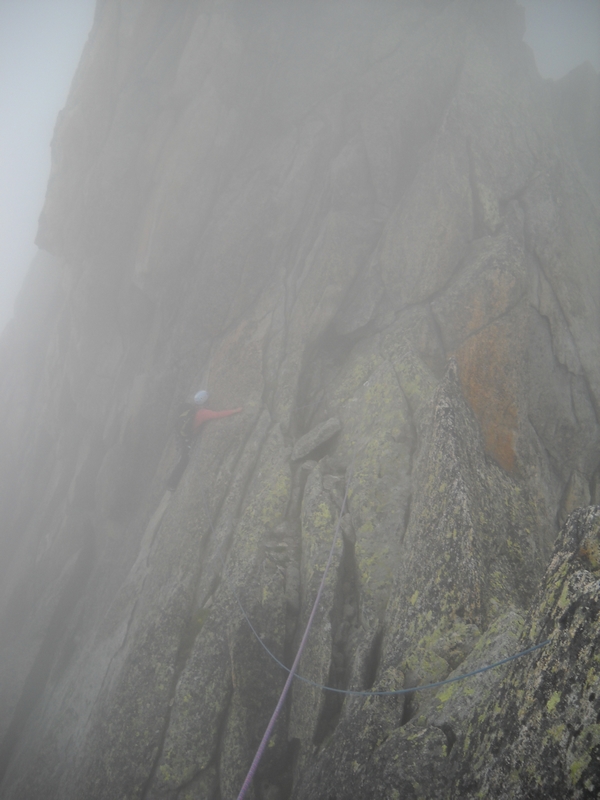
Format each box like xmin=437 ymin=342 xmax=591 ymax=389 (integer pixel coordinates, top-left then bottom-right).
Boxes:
xmin=546 ymin=691 xmax=561 ymax=713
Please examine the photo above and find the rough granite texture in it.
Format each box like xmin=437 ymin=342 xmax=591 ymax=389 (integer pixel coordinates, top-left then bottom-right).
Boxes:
xmin=0 ymin=1 xmax=599 ymax=798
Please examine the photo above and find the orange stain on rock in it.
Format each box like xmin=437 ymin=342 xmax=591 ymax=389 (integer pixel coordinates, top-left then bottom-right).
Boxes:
xmin=455 ymin=318 xmax=520 ymax=473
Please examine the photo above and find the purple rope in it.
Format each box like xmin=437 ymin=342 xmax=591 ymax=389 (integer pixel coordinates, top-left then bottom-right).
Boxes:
xmin=236 ymin=471 xmax=352 ymax=800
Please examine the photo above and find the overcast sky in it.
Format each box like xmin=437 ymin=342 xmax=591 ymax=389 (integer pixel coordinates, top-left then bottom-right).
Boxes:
xmin=0 ymin=0 xmax=95 ymax=331
xmin=0 ymin=0 xmax=599 ymax=333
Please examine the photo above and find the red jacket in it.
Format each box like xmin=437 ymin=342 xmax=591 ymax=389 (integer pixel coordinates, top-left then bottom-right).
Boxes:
xmin=193 ymin=407 xmax=242 ymax=431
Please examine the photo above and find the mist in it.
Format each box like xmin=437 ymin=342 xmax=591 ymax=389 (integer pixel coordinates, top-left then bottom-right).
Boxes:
xmin=0 ymin=2 xmax=599 ymax=334
xmin=0 ymin=2 xmax=599 ymax=797
xmin=0 ymin=2 xmax=596 ymax=334
xmin=0 ymin=0 xmax=95 ymax=331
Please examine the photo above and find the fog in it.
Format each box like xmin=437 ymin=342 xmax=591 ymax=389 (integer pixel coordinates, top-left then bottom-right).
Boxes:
xmin=0 ymin=0 xmax=95 ymax=331
xmin=522 ymin=0 xmax=600 ymax=78
xmin=0 ymin=3 xmax=598 ymax=795
xmin=0 ymin=0 xmax=598 ymax=333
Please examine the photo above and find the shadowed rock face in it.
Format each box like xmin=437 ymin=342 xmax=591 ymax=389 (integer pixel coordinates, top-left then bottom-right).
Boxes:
xmin=0 ymin=1 xmax=599 ymax=798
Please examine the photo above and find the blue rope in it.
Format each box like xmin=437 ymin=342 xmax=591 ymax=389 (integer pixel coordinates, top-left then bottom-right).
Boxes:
xmin=233 ymin=589 xmax=549 ymax=695
xmin=200 ymin=487 xmax=550 ymax=698
xmin=195 ymin=479 xmax=551 ymax=800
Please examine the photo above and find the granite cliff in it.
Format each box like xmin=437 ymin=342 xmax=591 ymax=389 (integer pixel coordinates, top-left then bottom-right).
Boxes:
xmin=1 ymin=1 xmax=600 ymax=798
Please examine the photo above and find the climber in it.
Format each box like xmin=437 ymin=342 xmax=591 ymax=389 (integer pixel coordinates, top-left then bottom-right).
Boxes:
xmin=166 ymin=390 xmax=242 ymax=490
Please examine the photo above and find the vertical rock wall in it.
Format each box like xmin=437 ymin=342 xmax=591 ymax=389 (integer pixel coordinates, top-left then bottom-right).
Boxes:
xmin=0 ymin=1 xmax=599 ymax=798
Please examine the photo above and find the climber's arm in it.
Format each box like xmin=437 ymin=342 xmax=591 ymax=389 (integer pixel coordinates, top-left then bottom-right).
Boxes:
xmin=193 ymin=407 xmax=243 ymax=430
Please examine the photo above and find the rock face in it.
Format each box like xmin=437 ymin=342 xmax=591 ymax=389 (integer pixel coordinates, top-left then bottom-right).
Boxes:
xmin=0 ymin=1 xmax=599 ymax=798
xmin=290 ymin=418 xmax=341 ymax=461
xmin=456 ymin=506 xmax=600 ymax=799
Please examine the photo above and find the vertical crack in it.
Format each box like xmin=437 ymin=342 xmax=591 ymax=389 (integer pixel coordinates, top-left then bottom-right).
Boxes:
xmin=362 ymin=629 xmax=384 ymax=690
xmin=312 ymin=523 xmax=360 ymax=748
xmin=438 ymin=723 xmax=457 ymax=755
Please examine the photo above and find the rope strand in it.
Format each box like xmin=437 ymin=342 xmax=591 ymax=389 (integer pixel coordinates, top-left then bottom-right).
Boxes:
xmin=236 ymin=465 xmax=353 ymax=799
xmin=197 ymin=476 xmax=550 ymax=799
xmin=219 ymin=538 xmax=550 ymax=696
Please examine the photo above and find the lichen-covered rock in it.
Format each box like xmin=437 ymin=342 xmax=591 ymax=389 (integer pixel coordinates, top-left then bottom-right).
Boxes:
xmin=455 ymin=506 xmax=600 ymax=799
xmin=291 ymin=361 xmax=542 ymax=799
xmin=1 ymin=2 xmax=599 ymax=799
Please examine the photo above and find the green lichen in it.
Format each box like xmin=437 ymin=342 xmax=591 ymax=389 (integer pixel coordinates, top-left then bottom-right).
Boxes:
xmin=331 ymin=343 xmax=383 ymax=405
xmin=437 ymin=683 xmax=456 ymax=704
xmin=557 ymin=582 xmax=570 ymax=610
xmin=548 ymin=723 xmax=566 ymax=743
xmin=546 ymin=691 xmax=561 ymax=713
xmin=314 ymin=501 xmax=333 ymax=530
xmin=569 ymin=725 xmax=600 ymax=785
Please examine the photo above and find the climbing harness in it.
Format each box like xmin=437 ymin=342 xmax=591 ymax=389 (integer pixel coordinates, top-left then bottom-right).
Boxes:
xmin=199 ymin=481 xmax=550 ymax=799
